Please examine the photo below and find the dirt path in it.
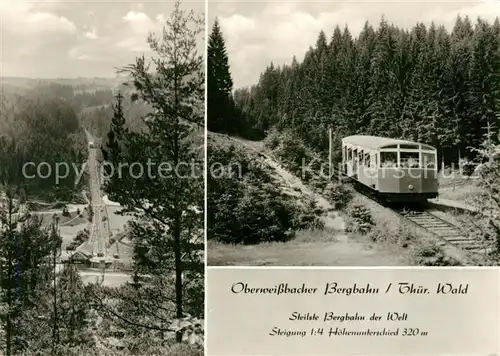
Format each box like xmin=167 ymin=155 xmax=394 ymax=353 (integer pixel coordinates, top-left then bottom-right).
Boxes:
xmin=210 ymin=137 xmax=412 ymax=266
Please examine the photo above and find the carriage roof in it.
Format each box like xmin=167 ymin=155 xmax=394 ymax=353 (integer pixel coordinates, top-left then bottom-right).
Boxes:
xmin=342 ymin=135 xmax=435 ymax=151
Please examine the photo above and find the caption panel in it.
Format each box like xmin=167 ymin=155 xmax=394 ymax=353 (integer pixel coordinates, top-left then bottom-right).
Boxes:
xmin=207 ymin=268 xmax=499 ymax=356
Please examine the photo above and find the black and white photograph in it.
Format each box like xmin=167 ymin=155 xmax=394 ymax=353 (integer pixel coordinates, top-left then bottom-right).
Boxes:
xmin=0 ymin=1 xmax=204 ymax=355
xmin=207 ymin=0 xmax=500 ymax=267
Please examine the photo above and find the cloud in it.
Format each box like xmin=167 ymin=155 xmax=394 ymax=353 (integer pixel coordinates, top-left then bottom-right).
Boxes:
xmin=122 ymin=10 xmax=157 ymax=34
xmin=0 ymin=0 xmax=204 ymax=78
xmin=444 ymin=2 xmax=500 ymax=25
xmin=117 ymin=10 xmax=166 ymax=52
xmin=84 ymin=28 xmax=98 ymax=40
xmin=217 ymin=1 xmax=500 ymax=89
xmin=0 ymin=0 xmax=78 ymax=70
xmin=0 ymin=1 xmax=77 ymax=35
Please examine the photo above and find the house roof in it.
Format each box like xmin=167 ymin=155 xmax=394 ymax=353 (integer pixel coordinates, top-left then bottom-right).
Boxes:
xmin=60 ymin=250 xmax=91 ymax=262
xmin=75 ymin=240 xmax=94 ymax=257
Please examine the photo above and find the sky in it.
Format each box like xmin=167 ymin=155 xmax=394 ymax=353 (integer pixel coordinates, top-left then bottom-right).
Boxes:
xmin=0 ymin=0 xmax=205 ymax=78
xmin=208 ymin=0 xmax=500 ymax=89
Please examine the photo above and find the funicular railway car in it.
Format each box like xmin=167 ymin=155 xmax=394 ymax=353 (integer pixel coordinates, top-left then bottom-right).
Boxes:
xmin=342 ymin=135 xmax=438 ymax=202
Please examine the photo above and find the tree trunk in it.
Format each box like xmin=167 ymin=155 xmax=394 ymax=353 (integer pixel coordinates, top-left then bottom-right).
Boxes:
xmin=173 ymin=39 xmax=183 ymax=344
xmin=5 ymin=199 xmax=14 ymax=356
xmin=174 ymin=213 xmax=183 ymax=343
xmin=52 ymin=228 xmax=59 ymax=355
xmin=5 ymin=263 xmax=12 ymax=356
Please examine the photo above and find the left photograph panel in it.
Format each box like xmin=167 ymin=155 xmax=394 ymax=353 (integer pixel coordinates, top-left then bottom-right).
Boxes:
xmin=0 ymin=0 xmax=204 ymax=355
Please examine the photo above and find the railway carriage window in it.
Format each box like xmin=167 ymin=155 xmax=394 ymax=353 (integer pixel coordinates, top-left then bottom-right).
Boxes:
xmin=422 ymin=152 xmax=436 ymax=168
xmin=400 ymin=151 xmax=420 ymax=168
xmin=400 ymin=144 xmax=418 ymax=149
xmin=347 ymin=148 xmax=352 ymax=161
xmin=380 ymin=152 xmax=397 ymax=168
xmin=364 ymin=153 xmax=370 ymax=168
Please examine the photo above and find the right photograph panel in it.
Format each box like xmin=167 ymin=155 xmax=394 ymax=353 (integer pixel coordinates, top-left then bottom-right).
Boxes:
xmin=207 ymin=0 xmax=500 ymax=268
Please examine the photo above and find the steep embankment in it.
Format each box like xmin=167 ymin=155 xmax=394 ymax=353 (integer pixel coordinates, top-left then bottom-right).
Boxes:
xmin=207 ymin=132 xmax=412 ymax=266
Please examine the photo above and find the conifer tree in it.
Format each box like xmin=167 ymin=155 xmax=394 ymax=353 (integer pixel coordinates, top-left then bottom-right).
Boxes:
xmin=101 ymin=0 xmax=204 ymax=342
xmin=208 ymin=18 xmax=235 ymax=133
xmin=102 ymin=91 xmax=127 ymax=183
xmin=56 ymin=262 xmax=89 ymax=346
xmin=0 ymin=187 xmax=57 ymax=355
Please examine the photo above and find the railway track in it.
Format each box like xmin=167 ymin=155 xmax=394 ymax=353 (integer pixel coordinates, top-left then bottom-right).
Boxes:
xmin=392 ymin=207 xmax=488 ymax=253
xmin=336 ymin=170 xmax=491 ymax=258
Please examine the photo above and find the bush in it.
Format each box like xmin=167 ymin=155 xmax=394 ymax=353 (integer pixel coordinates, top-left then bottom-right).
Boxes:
xmin=309 ymin=176 xmax=329 ymax=192
xmin=414 ymin=244 xmax=461 ymax=266
xmin=62 ymin=206 xmax=70 ymax=217
xmin=66 ymin=244 xmax=76 ymax=251
xmin=368 ymin=224 xmax=415 ymax=246
xmin=294 ymin=200 xmax=325 ymax=230
xmin=268 ymin=130 xmax=311 ymax=177
xmin=263 ymin=128 xmax=281 ymax=150
xmin=345 ymin=203 xmax=375 ymax=234
xmin=208 ymin=136 xmax=322 ymax=244
xmin=265 ymin=129 xmax=335 ymax=189
xmin=323 ymin=182 xmax=353 ymax=210
xmin=459 ymin=158 xmax=476 ymax=176
xmin=87 ymin=204 xmax=93 ymax=222
xmin=74 ymin=229 xmax=90 ymax=244
xmin=213 ymin=184 xmax=301 ymax=244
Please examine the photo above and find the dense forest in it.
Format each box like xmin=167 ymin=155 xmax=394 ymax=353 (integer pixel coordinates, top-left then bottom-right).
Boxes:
xmin=0 ymin=78 xmax=150 ymax=202
xmin=211 ymin=16 xmax=500 ymax=166
xmin=0 ymin=87 xmax=88 ymax=202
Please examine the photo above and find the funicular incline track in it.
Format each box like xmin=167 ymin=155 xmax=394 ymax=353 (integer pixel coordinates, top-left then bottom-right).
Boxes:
xmin=392 ymin=208 xmax=485 ymax=252
xmin=335 ymin=169 xmax=489 ymax=257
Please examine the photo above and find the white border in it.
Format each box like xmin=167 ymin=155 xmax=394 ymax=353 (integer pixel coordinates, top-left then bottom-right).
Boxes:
xmin=207 ymin=266 xmax=500 ymax=270
xmin=204 ymin=0 xmax=209 ymax=354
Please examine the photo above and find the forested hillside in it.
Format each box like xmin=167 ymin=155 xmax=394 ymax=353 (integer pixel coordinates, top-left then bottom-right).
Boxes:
xmin=0 ymin=78 xmax=150 ymax=202
xmin=0 ymin=89 xmax=86 ymax=201
xmin=227 ymin=16 xmax=500 ymax=165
